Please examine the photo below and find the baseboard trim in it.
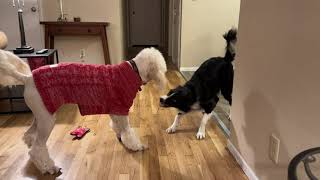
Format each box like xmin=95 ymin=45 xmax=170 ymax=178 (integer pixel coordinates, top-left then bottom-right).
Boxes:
xmin=227 ymin=140 xmax=259 ymax=180
xmin=211 ymin=111 xmax=231 ymax=137
xmin=180 ymin=67 xmax=199 ymax=71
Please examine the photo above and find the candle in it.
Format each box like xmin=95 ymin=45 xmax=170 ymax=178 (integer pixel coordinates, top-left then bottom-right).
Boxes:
xmin=59 ymin=0 xmax=63 ymax=18
xmin=17 ymin=0 xmax=21 ymax=9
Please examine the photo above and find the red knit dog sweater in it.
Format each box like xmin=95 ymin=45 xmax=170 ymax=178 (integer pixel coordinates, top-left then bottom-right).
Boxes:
xmin=32 ymin=62 xmax=142 ymax=116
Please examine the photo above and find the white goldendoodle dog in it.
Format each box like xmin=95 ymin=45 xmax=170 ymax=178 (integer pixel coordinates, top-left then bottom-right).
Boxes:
xmin=0 ymin=36 xmax=167 ymax=174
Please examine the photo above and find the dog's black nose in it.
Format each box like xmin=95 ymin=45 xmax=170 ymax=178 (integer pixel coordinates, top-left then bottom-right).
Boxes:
xmin=160 ymin=98 xmax=164 ymax=103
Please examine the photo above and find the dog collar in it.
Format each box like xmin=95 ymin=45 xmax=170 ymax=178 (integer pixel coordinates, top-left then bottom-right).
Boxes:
xmin=128 ymin=59 xmax=144 ymax=91
xmin=128 ymin=59 xmax=140 ymax=78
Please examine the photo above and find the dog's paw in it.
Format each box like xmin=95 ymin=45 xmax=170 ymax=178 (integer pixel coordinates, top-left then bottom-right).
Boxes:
xmin=196 ymin=131 xmax=206 ymax=140
xmin=166 ymin=126 xmax=176 ymax=134
xmin=131 ymin=143 xmax=148 ymax=151
xmin=30 ymin=155 xmax=61 ymax=175
xmin=47 ymin=165 xmax=62 ymax=175
xmin=29 ymin=146 xmax=61 ymax=175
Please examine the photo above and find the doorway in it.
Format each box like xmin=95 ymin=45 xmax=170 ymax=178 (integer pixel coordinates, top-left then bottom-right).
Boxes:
xmin=123 ymin=0 xmax=169 ymax=60
xmin=168 ymin=0 xmax=182 ymax=69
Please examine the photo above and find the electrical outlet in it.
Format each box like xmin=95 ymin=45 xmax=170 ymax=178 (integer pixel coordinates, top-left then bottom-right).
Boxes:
xmin=80 ymin=49 xmax=86 ymax=59
xmin=269 ymin=134 xmax=280 ymax=164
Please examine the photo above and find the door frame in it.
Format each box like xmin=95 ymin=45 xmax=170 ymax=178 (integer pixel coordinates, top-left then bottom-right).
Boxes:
xmin=168 ymin=0 xmax=182 ymax=69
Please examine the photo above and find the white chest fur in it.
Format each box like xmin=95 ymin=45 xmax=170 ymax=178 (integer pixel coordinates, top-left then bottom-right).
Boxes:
xmin=191 ymin=102 xmax=201 ymax=110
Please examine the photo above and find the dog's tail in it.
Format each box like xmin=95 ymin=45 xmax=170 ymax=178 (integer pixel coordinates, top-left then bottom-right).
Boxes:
xmin=0 ymin=50 xmax=31 ymax=86
xmin=223 ymin=28 xmax=237 ymax=63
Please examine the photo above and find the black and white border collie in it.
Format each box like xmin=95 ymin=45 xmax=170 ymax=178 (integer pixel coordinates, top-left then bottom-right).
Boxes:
xmin=160 ymin=28 xmax=237 ymax=139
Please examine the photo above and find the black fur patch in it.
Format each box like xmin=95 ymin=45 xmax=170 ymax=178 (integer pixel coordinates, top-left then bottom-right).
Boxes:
xmin=161 ymin=28 xmax=237 ymax=114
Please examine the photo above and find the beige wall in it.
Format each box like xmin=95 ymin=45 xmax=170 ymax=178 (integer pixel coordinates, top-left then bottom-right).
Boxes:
xmin=180 ymin=0 xmax=240 ymax=68
xmin=39 ymin=0 xmax=124 ymax=64
xmin=230 ymin=0 xmax=320 ymax=179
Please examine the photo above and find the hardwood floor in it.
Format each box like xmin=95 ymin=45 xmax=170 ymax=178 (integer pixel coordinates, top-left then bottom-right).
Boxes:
xmin=0 ymin=69 xmax=247 ymax=180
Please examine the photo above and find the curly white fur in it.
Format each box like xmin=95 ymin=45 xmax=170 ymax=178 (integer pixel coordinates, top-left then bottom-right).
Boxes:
xmin=134 ymin=47 xmax=167 ymax=90
xmin=110 ymin=115 xmax=147 ymax=151
xmin=0 ymin=47 xmax=166 ymax=174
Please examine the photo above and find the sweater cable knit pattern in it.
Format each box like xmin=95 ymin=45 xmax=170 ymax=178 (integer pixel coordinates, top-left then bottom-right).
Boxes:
xmin=32 ymin=62 xmax=142 ymax=116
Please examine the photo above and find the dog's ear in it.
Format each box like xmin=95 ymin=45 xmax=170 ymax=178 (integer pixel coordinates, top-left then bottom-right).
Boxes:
xmin=168 ymin=89 xmax=175 ymax=95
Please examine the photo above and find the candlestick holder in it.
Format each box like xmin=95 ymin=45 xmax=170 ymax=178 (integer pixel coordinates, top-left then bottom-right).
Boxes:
xmin=57 ymin=0 xmax=68 ymax=21
xmin=12 ymin=0 xmax=34 ymax=54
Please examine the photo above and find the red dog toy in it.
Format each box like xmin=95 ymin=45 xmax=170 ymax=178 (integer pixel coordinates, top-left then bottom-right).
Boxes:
xmin=70 ymin=126 xmax=90 ymax=139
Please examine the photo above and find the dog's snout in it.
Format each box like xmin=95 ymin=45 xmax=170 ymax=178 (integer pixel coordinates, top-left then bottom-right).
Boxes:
xmin=160 ymin=98 xmax=164 ymax=103
xmin=160 ymin=96 xmax=168 ymax=107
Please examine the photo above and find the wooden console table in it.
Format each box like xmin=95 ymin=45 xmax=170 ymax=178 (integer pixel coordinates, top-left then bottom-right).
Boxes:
xmin=40 ymin=22 xmax=110 ymax=64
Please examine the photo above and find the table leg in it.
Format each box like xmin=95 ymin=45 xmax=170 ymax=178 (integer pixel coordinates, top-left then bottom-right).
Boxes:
xmin=49 ymin=36 xmax=54 ymax=49
xmin=8 ymin=87 xmax=13 ymax=113
xmin=44 ymin=26 xmax=49 ymax=49
xmin=56 ymin=51 xmax=59 ymax=63
xmin=45 ymin=57 xmax=49 ymax=65
xmin=49 ymin=36 xmax=55 ymax=64
xmin=101 ymin=27 xmax=110 ymax=64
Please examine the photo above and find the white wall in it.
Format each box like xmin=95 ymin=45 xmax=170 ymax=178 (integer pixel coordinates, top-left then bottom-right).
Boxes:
xmin=230 ymin=0 xmax=320 ymax=179
xmin=180 ymin=0 xmax=240 ymax=68
xmin=39 ymin=0 xmax=124 ymax=64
